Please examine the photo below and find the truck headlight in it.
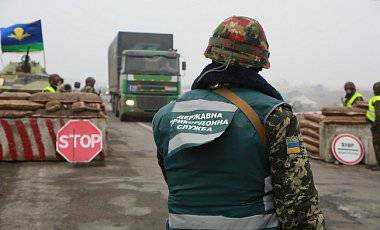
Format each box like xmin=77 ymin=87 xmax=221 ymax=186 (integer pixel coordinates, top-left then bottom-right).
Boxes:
xmin=125 ymin=99 xmax=135 ymax=106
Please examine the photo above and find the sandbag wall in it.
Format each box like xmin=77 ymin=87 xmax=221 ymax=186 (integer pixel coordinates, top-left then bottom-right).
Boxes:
xmin=298 ymin=113 xmax=324 ymax=159
xmin=0 ymin=92 xmax=107 ymax=161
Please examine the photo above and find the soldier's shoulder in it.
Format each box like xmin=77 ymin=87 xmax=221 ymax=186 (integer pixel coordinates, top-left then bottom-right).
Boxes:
xmin=266 ymin=104 xmax=293 ymax=125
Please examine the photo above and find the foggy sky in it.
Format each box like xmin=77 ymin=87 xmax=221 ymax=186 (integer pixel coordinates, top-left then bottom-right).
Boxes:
xmin=1 ymin=0 xmax=379 ymax=92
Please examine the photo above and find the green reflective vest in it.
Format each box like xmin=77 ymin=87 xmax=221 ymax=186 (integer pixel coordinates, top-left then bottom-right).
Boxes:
xmin=366 ymin=96 xmax=380 ymax=122
xmin=153 ymin=88 xmax=286 ymax=230
xmin=344 ymin=92 xmax=363 ymax=108
xmin=43 ymin=85 xmax=56 ymax=93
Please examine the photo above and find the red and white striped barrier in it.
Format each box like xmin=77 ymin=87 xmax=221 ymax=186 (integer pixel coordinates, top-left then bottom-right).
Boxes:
xmin=0 ymin=118 xmax=107 ymax=161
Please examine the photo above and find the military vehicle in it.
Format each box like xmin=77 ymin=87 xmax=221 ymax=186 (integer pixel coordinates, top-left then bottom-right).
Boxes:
xmin=108 ymin=32 xmax=185 ymax=121
xmin=0 ymin=53 xmax=49 ymax=93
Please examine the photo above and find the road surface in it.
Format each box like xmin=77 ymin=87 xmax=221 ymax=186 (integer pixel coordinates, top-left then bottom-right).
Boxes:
xmin=0 ymin=117 xmax=379 ymax=229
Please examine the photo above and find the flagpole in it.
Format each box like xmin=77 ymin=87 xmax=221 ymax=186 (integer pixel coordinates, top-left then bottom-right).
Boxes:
xmin=42 ymin=47 xmax=47 ymax=72
xmin=40 ymin=19 xmax=47 ymax=73
xmin=0 ymin=30 xmax=3 ymax=68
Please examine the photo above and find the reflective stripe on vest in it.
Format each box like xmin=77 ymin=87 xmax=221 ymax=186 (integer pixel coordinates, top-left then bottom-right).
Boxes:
xmin=168 ymin=175 xmax=278 ymax=230
xmin=344 ymin=92 xmax=363 ymax=108
xmin=366 ymin=96 xmax=380 ymax=122
xmin=172 ymin=99 xmax=237 ymax=113
xmin=169 ymin=212 xmax=279 ymax=230
xmin=43 ymin=85 xmax=56 ymax=93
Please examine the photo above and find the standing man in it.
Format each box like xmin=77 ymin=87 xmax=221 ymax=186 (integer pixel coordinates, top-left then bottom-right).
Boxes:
xmin=342 ymin=82 xmax=364 ymax=108
xmin=367 ymin=82 xmax=380 ymax=171
xmin=43 ymin=74 xmax=61 ymax=93
xmin=153 ymin=16 xmax=325 ymax=229
xmin=81 ymin=77 xmax=97 ymax=94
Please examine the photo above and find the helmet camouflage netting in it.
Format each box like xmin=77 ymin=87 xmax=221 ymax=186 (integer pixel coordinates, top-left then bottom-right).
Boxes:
xmin=204 ymin=16 xmax=270 ymax=69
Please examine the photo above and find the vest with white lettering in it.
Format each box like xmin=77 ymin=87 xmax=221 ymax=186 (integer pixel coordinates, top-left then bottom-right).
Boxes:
xmin=153 ymin=88 xmax=286 ymax=230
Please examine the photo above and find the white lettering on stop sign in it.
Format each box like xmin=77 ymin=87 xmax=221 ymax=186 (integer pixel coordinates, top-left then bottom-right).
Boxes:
xmin=58 ymin=134 xmax=101 ymax=149
xmin=56 ymin=120 xmax=103 ymax=163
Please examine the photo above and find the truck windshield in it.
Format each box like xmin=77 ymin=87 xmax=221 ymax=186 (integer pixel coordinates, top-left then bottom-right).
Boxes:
xmin=125 ymin=56 xmax=179 ymax=76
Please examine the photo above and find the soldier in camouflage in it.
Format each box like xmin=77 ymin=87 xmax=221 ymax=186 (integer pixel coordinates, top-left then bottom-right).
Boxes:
xmin=81 ymin=77 xmax=97 ymax=94
xmin=368 ymin=82 xmax=380 ymax=171
xmin=154 ymin=16 xmax=325 ymax=229
xmin=208 ymin=16 xmax=325 ymax=229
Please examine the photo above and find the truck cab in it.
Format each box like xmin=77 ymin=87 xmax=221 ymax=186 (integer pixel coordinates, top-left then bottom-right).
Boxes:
xmin=115 ymin=50 xmax=181 ymax=120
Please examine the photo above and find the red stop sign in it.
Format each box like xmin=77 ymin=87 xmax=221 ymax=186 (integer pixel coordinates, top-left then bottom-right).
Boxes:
xmin=56 ymin=120 xmax=103 ymax=163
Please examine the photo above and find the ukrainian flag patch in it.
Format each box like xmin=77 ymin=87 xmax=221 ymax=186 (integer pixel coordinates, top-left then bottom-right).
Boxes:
xmin=286 ymin=137 xmax=301 ymax=154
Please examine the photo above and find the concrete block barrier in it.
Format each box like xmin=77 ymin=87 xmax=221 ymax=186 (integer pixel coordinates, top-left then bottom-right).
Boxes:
xmin=0 ymin=117 xmax=107 ymax=161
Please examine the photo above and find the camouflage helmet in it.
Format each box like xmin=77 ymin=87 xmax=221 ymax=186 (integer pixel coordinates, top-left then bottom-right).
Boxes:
xmin=85 ymin=77 xmax=96 ymax=86
xmin=204 ymin=16 xmax=270 ymax=69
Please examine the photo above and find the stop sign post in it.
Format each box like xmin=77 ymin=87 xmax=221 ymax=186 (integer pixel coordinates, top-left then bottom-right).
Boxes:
xmin=56 ymin=120 xmax=103 ymax=163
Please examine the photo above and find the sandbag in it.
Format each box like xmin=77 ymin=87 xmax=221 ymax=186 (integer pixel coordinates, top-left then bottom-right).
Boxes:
xmin=30 ymin=92 xmax=102 ymax=103
xmin=72 ymin=101 xmax=87 ymax=112
xmin=321 ymin=106 xmax=365 ymax=117
xmin=0 ymin=92 xmax=31 ymax=100
xmin=355 ymin=101 xmax=368 ymax=110
xmin=300 ymin=128 xmax=320 ymax=140
xmin=299 ymin=119 xmax=320 ymax=132
xmin=304 ymin=143 xmax=319 ymax=155
xmin=0 ymin=110 xmax=34 ymax=118
xmin=45 ymin=100 xmax=62 ymax=112
xmin=0 ymin=100 xmax=44 ymax=110
xmin=322 ymin=116 xmax=367 ymax=125
xmin=303 ymin=136 xmax=319 ymax=148
xmin=87 ymin=103 xmax=102 ymax=111
xmin=303 ymin=114 xmax=325 ymax=123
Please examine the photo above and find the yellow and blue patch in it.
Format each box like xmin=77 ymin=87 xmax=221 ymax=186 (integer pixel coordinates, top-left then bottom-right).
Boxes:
xmin=286 ymin=137 xmax=301 ymax=154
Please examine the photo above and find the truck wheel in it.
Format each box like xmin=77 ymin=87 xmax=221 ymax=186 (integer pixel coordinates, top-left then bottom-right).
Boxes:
xmin=119 ymin=113 xmax=127 ymax=122
xmin=115 ymin=107 xmax=119 ymax=117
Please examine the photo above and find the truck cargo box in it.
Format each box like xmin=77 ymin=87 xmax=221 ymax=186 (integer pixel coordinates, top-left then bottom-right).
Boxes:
xmin=108 ymin=32 xmax=174 ymax=93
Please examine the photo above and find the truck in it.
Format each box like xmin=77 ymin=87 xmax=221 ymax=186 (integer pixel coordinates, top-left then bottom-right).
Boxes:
xmin=108 ymin=32 xmax=184 ymax=121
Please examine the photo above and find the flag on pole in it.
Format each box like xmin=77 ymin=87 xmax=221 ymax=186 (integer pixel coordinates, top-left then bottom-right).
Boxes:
xmin=0 ymin=20 xmax=44 ymax=52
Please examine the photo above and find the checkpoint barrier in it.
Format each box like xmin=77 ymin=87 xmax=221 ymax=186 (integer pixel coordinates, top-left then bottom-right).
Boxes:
xmin=0 ymin=92 xmax=108 ymax=162
xmin=298 ymin=107 xmax=378 ymax=166
xmin=0 ymin=117 xmax=107 ymax=161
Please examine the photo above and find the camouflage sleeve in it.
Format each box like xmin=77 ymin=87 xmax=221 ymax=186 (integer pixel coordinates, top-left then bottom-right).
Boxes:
xmin=265 ymin=105 xmax=325 ymax=229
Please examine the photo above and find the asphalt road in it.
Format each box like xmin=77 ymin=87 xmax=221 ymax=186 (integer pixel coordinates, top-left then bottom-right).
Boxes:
xmin=0 ymin=118 xmax=167 ymax=230
xmin=0 ymin=117 xmax=379 ymax=229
